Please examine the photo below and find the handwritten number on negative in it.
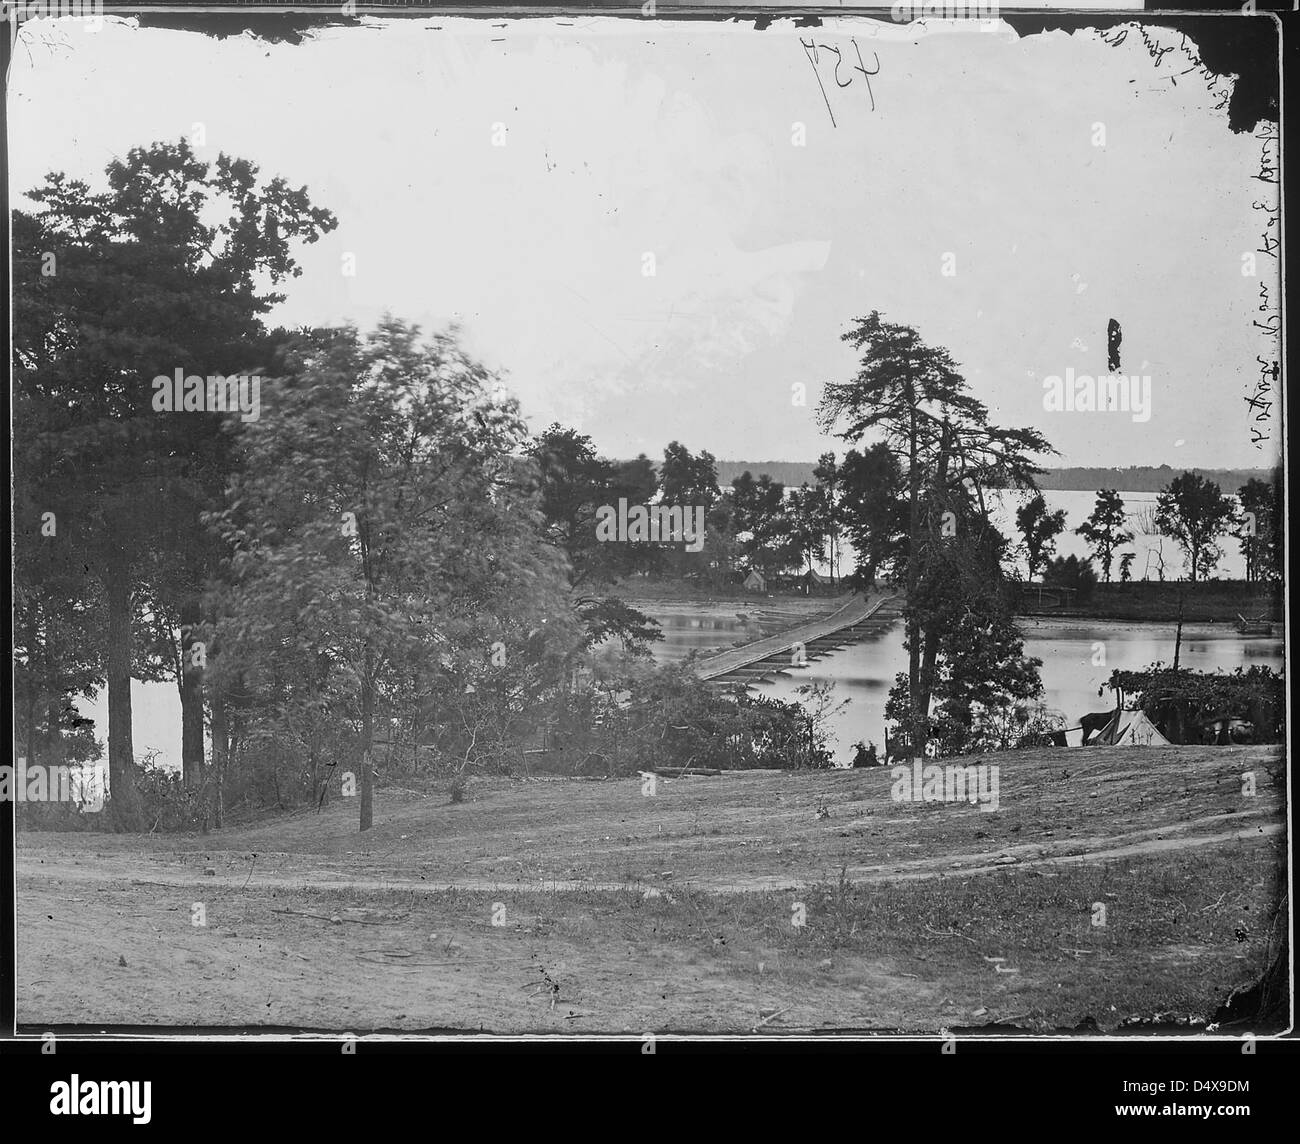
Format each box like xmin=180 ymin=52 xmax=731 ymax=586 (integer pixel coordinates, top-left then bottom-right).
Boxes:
xmin=801 ymin=37 xmax=880 ymax=125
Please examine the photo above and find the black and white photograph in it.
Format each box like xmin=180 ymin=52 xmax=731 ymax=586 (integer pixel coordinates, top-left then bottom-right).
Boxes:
xmin=5 ymin=0 xmax=1289 ymax=1064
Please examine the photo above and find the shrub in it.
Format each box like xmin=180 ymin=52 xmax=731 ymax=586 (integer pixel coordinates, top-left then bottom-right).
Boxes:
xmin=1044 ymin=554 xmax=1098 ymax=602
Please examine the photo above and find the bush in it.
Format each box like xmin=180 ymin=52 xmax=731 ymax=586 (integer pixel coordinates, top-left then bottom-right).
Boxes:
xmin=574 ymin=663 xmax=834 ymax=774
xmin=850 ymin=740 xmax=880 ymax=767
xmin=134 ymin=754 xmax=208 ymax=833
xmin=1044 ymin=554 xmax=1098 ymax=602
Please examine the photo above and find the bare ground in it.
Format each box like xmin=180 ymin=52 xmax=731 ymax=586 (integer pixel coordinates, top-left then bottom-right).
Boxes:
xmin=17 ymin=745 xmax=1286 ymax=1035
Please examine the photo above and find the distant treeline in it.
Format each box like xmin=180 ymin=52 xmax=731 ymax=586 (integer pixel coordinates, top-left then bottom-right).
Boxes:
xmin=664 ymin=462 xmax=1275 ymax=494
xmin=1031 ymin=466 xmax=1274 ymax=493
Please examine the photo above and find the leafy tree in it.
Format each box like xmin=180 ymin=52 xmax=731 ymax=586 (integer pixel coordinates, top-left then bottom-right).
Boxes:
xmin=1154 ymin=472 xmax=1235 ymax=582
xmin=929 ymin=605 xmax=1044 ymax=755
xmin=610 ymin=454 xmax=658 ymax=505
xmin=1236 ymin=471 xmax=1282 ymax=583
xmin=209 ymin=318 xmax=576 ymax=831
xmin=659 ymin=442 xmax=719 ymax=510
xmin=1015 ymin=493 xmax=1067 ymax=581
xmin=1075 ymin=490 xmax=1132 ymax=582
xmin=818 ymin=311 xmax=1053 ymax=756
xmin=837 ymin=443 xmax=905 ymax=588
xmin=13 ymin=139 xmax=336 ymax=827
xmin=525 ymin=426 xmax=661 ymax=651
xmin=526 ymin=425 xmax=615 ymax=587
xmin=608 ymin=453 xmax=661 ymax=577
xmin=656 ymin=442 xmax=719 ymax=578
xmin=731 ymin=471 xmax=799 ymax=575
xmin=12 ymin=475 xmax=106 ymax=772
xmin=700 ymin=491 xmax=742 ymax=589
xmin=1118 ymin=551 xmax=1136 ymax=584
xmin=811 ymin=452 xmax=842 ymax=584
xmin=788 ymin=484 xmax=831 ymax=576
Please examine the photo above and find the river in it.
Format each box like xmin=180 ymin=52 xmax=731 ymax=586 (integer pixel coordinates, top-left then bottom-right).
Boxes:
xmin=648 ymin=607 xmax=1282 ymax=765
xmin=75 ymin=490 xmax=1269 ymax=771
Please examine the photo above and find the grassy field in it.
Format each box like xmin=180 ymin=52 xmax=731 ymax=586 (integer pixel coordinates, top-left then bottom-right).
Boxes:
xmin=17 ymin=744 xmax=1286 ymax=1035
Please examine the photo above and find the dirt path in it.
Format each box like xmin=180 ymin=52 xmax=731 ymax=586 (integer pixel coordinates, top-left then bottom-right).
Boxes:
xmin=22 ymin=807 xmax=1280 ymax=896
xmin=17 ymin=745 xmax=1286 ymax=1033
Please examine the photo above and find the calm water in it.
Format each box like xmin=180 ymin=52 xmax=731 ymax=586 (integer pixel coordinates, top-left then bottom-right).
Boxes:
xmin=651 ymin=609 xmax=1283 ymax=765
xmin=76 ymin=489 xmax=1266 ymax=770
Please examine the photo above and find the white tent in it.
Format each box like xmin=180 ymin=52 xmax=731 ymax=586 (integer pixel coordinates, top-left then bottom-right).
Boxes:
xmin=1096 ymin=709 xmax=1171 ymax=747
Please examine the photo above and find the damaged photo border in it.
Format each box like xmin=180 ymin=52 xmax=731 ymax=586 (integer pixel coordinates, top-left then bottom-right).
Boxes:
xmin=1 ymin=0 xmax=1292 ymax=1067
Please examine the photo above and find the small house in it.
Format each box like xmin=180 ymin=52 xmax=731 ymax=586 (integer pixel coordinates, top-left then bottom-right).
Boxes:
xmin=743 ymin=569 xmax=767 ymax=592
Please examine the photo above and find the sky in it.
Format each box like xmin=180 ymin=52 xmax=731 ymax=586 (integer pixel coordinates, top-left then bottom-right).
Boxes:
xmin=9 ymin=12 xmax=1281 ymax=474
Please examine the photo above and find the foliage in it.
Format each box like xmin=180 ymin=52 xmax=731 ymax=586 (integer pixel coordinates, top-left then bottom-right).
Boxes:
xmin=1154 ymin=472 xmax=1235 ymax=583
xmin=1016 ymin=493 xmax=1067 ymax=581
xmin=13 ymin=137 xmax=336 ymax=827
xmin=818 ymin=311 xmax=1053 ymax=756
xmin=730 ymin=470 xmax=800 ymax=575
xmin=836 ymin=442 xmax=906 ymax=588
xmin=551 ymin=661 xmax=838 ymax=775
xmin=1107 ymin=665 xmax=1284 ymax=744
xmin=207 ymin=318 xmax=577 ymax=830
xmin=788 ymin=484 xmax=832 ymax=576
xmin=1075 ymin=489 xmax=1132 ymax=582
xmin=1043 ymin=554 xmax=1098 ymax=602
xmin=659 ymin=441 xmax=719 ymax=510
xmin=1236 ymin=471 xmax=1283 ymax=584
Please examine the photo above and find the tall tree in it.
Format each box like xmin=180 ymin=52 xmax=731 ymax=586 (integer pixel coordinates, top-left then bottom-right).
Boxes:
xmin=817 ymin=311 xmax=1053 ymax=757
xmin=837 ymin=443 xmax=905 ymax=588
xmin=526 ymin=424 xmax=615 ymax=588
xmin=659 ymin=442 xmax=719 ymax=510
xmin=1236 ymin=471 xmax=1282 ymax=583
xmin=14 ymin=139 xmax=336 ymax=826
xmin=787 ymin=484 xmax=830 ymax=576
xmin=608 ymin=455 xmax=662 ymax=577
xmin=1154 ymin=473 xmax=1236 ymax=583
xmin=731 ymin=471 xmax=799 ymax=575
xmin=1016 ymin=493 xmax=1068 ymax=581
xmin=811 ymin=452 xmax=842 ymax=584
xmin=210 ymin=319 xmax=575 ymax=831
xmin=1075 ymin=489 xmax=1132 ymax=582
xmin=525 ymin=428 xmax=661 ymax=652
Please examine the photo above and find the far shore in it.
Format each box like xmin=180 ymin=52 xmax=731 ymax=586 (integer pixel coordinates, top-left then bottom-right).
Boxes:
xmin=615 ymin=578 xmax=1282 ymax=628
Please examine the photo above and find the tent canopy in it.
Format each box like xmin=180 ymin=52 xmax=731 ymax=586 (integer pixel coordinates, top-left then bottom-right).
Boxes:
xmin=1095 ymin=709 xmax=1171 ymax=747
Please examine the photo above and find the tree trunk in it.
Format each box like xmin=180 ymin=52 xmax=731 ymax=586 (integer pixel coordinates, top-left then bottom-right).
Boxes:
xmin=46 ymin=699 xmax=64 ymax=767
xmin=910 ymin=418 xmax=952 ymax=759
xmin=210 ymin=694 xmax=228 ymax=831
xmin=104 ymin=549 xmax=143 ymax=830
xmin=1172 ymin=590 xmax=1185 ymax=671
xmin=25 ymin=691 xmax=38 ymax=771
xmin=917 ymin=627 xmax=942 ymax=751
xmin=180 ymin=599 xmax=206 ymax=788
xmin=359 ymin=671 xmax=374 ymax=832
xmin=906 ymin=408 xmax=924 ymax=758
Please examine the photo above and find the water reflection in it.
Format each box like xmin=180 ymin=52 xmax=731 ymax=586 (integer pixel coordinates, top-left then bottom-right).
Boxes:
xmin=650 ymin=608 xmax=1283 ymax=765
